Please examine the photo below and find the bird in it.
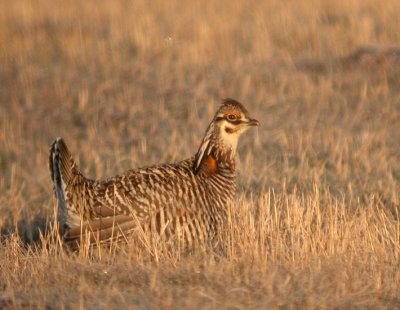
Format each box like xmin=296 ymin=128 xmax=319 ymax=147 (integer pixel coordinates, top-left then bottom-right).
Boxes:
xmin=49 ymin=98 xmax=259 ymax=249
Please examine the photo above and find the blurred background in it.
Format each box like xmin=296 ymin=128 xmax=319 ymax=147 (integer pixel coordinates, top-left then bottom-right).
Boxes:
xmin=1 ymin=0 xmax=400 ymax=236
xmin=1 ymin=1 xmax=400 ymax=308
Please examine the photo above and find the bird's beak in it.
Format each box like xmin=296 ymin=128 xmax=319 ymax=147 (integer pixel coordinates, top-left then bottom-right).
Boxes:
xmin=247 ymin=117 xmax=259 ymax=127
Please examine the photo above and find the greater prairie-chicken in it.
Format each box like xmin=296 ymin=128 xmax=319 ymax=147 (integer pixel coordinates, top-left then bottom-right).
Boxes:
xmin=49 ymin=99 xmax=258 ymax=248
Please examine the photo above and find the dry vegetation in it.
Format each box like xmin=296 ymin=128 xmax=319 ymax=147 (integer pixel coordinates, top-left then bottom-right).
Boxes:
xmin=1 ymin=0 xmax=400 ymax=308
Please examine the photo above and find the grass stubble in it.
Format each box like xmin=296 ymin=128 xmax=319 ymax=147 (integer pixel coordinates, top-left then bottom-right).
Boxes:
xmin=0 ymin=0 xmax=400 ymax=308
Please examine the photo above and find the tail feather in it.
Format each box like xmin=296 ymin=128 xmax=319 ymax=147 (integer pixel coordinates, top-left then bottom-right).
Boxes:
xmin=49 ymin=137 xmax=76 ymax=188
xmin=49 ymin=137 xmax=81 ymax=231
xmin=49 ymin=138 xmax=134 ymax=249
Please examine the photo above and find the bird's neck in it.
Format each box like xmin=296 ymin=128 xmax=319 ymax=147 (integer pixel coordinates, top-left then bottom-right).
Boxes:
xmin=194 ymin=124 xmax=236 ymax=176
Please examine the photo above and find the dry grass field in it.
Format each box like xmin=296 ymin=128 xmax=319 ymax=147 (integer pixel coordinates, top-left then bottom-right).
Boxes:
xmin=1 ymin=0 xmax=400 ymax=308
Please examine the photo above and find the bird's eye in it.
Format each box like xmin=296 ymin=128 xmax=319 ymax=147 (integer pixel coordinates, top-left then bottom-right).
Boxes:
xmin=227 ymin=114 xmax=237 ymax=121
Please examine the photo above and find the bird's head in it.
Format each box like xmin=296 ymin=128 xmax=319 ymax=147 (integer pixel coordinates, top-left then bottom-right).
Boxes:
xmin=213 ymin=98 xmax=259 ymax=151
xmin=194 ymin=98 xmax=259 ymax=173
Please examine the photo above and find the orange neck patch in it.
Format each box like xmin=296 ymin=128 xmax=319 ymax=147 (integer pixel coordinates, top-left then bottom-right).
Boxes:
xmin=199 ymin=155 xmax=218 ymax=177
xmin=206 ymin=155 xmax=218 ymax=173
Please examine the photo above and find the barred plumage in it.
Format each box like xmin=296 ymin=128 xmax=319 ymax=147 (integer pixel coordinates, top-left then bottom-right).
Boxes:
xmin=49 ymin=98 xmax=259 ymax=248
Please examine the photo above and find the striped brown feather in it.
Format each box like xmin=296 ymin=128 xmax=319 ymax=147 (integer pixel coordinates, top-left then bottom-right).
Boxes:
xmin=48 ymin=99 xmax=258 ymax=250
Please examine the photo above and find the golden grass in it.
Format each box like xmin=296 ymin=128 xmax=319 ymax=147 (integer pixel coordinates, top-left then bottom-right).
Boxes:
xmin=1 ymin=0 xmax=400 ymax=308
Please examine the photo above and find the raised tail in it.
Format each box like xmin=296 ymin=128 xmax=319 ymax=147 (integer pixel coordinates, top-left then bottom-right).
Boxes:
xmin=49 ymin=138 xmax=135 ymax=248
xmin=49 ymin=137 xmax=81 ymax=231
xmin=49 ymin=137 xmax=77 ymax=187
